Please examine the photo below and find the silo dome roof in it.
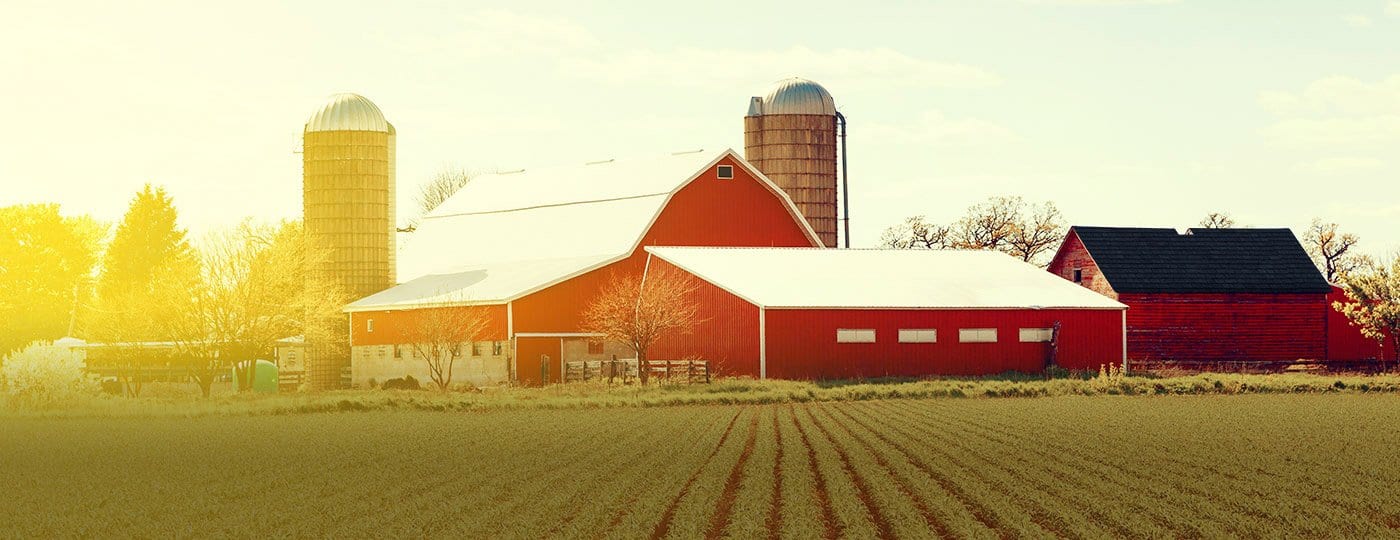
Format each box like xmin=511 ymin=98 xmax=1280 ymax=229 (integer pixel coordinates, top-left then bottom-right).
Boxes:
xmin=750 ymin=77 xmax=836 ymax=116
xmin=304 ymin=93 xmax=389 ymax=132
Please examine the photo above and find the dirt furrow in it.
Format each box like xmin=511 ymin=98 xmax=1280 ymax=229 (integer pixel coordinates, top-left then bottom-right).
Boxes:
xmin=705 ymin=412 xmax=761 ymax=539
xmin=800 ymin=404 xmax=896 ymax=539
xmin=648 ymin=408 xmax=746 ymax=540
xmin=788 ymin=404 xmax=839 ymax=540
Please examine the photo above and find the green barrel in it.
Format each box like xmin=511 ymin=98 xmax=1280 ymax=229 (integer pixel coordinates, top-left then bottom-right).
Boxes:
xmin=231 ymin=360 xmax=279 ymax=393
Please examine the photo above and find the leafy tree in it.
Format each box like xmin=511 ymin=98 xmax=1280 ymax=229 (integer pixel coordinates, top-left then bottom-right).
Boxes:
xmin=92 ymin=185 xmax=199 ymax=343
xmin=169 ymin=220 xmax=348 ymax=396
xmin=1303 ymin=218 xmax=1362 ymax=283
xmin=880 ymin=196 xmax=1066 ymax=266
xmin=1334 ymin=254 xmax=1400 ymax=364
xmin=0 ymin=204 xmax=105 ymax=357
xmin=1198 ymin=212 xmax=1236 ymax=229
xmin=582 ymin=265 xmax=701 ymax=383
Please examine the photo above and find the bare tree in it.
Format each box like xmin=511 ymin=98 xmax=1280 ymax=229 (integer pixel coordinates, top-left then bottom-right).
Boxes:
xmin=1005 ymin=201 xmax=1065 ymax=263
xmin=169 ymin=220 xmax=347 ymax=397
xmin=407 ymin=167 xmax=473 ymax=230
xmin=1334 ymin=254 xmax=1400 ymax=362
xmin=581 ymin=264 xmax=702 ymax=382
xmin=1304 ymin=218 xmax=1362 ymax=283
xmin=880 ymin=196 xmax=1066 ymax=266
xmin=878 ymin=216 xmax=950 ymax=249
xmin=1198 ymin=212 xmax=1236 ymax=229
xmin=404 ymin=303 xmax=491 ymax=391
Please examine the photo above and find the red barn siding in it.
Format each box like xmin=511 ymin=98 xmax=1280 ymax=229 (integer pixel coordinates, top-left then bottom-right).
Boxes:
xmin=1327 ymin=286 xmax=1396 ymax=362
xmin=1118 ymin=293 xmax=1326 ymax=362
xmin=763 ymin=309 xmax=1124 ymax=378
xmin=349 ymin=305 xmax=508 ymax=346
xmin=648 ymin=257 xmax=761 ymax=378
xmin=1047 ymin=230 xmax=1116 ymax=298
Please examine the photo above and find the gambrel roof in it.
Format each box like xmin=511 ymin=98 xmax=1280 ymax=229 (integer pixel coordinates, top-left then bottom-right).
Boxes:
xmin=346 ymin=149 xmax=818 ymax=312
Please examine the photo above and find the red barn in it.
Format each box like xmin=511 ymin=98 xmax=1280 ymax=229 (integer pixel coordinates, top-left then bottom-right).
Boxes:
xmin=1327 ymin=285 xmax=1397 ymax=363
xmin=1047 ymin=226 xmax=1332 ymax=364
xmin=345 ymin=149 xmax=821 ymax=387
xmin=646 ymin=247 xmax=1127 ymax=377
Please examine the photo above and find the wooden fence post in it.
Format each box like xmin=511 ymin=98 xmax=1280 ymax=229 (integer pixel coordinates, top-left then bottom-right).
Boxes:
xmin=540 ymin=354 xmax=550 ymax=385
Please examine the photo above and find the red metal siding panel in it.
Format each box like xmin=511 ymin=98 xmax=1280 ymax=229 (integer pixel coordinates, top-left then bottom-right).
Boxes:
xmin=515 ymin=336 xmax=563 ymax=386
xmin=349 ymin=305 xmax=508 ymax=346
xmin=1327 ymin=285 xmax=1396 ymax=361
xmin=1118 ymin=293 xmax=1326 ymax=362
xmin=763 ymin=308 xmax=1124 ymax=378
xmin=648 ymin=258 xmax=762 ymax=378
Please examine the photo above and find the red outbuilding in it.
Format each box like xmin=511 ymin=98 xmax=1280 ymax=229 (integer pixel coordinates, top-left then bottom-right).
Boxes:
xmin=646 ymin=247 xmax=1127 ymax=378
xmin=1047 ymin=226 xmax=1332 ymax=364
xmin=344 ymin=149 xmax=821 ymax=386
xmin=1327 ymin=285 xmax=1397 ymax=363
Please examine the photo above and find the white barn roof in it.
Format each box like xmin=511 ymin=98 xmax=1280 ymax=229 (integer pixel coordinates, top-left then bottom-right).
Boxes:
xmin=645 ymin=247 xmax=1128 ymax=310
xmin=347 ymin=149 xmax=818 ymax=312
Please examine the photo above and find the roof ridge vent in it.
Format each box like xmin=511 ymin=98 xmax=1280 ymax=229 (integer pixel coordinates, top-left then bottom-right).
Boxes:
xmin=498 ymin=168 xmax=525 ymax=175
xmin=585 ymin=158 xmax=615 ymax=165
xmin=670 ymin=148 xmax=705 ymax=155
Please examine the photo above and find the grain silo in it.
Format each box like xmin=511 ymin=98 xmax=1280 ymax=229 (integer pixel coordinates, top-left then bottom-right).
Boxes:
xmin=302 ymin=93 xmax=396 ymax=389
xmin=744 ymin=78 xmax=844 ymax=248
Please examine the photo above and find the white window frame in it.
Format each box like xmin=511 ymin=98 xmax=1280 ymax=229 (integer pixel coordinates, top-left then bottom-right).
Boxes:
xmin=1019 ymin=328 xmax=1054 ymax=343
xmin=836 ymin=329 xmax=876 ymax=343
xmin=366 ymin=318 xmax=374 ymax=332
xmin=959 ymin=328 xmax=998 ymax=343
xmin=716 ymin=165 xmax=735 ymax=179
xmin=897 ymin=329 xmax=937 ymax=343
xmin=1072 ymin=268 xmax=1083 ymax=283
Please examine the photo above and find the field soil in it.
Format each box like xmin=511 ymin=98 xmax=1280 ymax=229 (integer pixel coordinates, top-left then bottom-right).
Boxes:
xmin=3 ymin=394 xmax=1399 ymax=538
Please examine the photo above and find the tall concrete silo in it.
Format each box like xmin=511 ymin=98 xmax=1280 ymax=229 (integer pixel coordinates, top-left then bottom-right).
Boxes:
xmin=744 ymin=78 xmax=840 ymax=248
xmin=302 ymin=93 xmax=396 ymax=389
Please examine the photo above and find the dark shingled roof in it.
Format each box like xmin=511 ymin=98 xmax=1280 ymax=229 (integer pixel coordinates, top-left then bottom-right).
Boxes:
xmin=1071 ymin=226 xmax=1330 ymax=294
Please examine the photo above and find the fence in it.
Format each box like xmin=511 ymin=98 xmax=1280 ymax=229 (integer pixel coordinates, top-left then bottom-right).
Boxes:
xmin=562 ymin=357 xmax=710 ymax=385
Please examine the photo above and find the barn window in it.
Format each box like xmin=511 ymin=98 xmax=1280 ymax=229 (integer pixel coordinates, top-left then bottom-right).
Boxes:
xmin=959 ymin=328 xmax=998 ymax=343
xmin=1072 ymin=268 xmax=1083 ymax=283
xmin=898 ymin=329 xmax=937 ymax=343
xmin=366 ymin=319 xmax=375 ymax=332
xmin=393 ymin=345 xmax=404 ymax=359
xmin=836 ymin=329 xmax=876 ymax=343
xmin=493 ymin=341 xmax=505 ymax=356
xmin=471 ymin=341 xmax=482 ymax=356
xmin=717 ymin=165 xmax=734 ymax=179
xmin=587 ymin=341 xmax=604 ymax=354
xmin=1019 ymin=328 xmax=1054 ymax=343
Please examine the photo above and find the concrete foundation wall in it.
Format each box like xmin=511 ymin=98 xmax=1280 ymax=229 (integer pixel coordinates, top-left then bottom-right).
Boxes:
xmin=351 ymin=342 xmax=509 ymax=389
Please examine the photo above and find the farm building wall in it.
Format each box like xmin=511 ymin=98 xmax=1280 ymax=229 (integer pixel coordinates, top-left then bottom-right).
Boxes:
xmin=1117 ymin=293 xmax=1326 ymax=362
xmin=350 ymin=343 xmax=509 ymax=389
xmin=647 ymin=257 xmax=763 ymax=378
xmin=762 ymin=308 xmax=1124 ymax=378
xmin=1327 ymin=285 xmax=1396 ymax=362
xmin=1046 ymin=230 xmax=1117 ymax=298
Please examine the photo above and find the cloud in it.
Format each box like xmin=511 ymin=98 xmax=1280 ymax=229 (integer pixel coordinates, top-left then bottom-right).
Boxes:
xmin=1260 ymin=75 xmax=1400 ymax=146
xmin=1299 ymin=157 xmax=1387 ymax=174
xmin=1341 ymin=14 xmax=1373 ymax=27
xmin=863 ymin=110 xmax=1017 ymax=147
xmin=560 ymin=46 xmax=1000 ymax=91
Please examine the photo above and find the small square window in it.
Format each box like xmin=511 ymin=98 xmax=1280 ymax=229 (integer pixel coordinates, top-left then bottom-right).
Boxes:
xmin=471 ymin=341 xmax=482 ymax=356
xmin=1072 ymin=268 xmax=1083 ymax=283
xmin=493 ymin=341 xmax=504 ymax=356
xmin=836 ymin=329 xmax=876 ymax=343
xmin=587 ymin=341 xmax=604 ymax=355
xmin=959 ymin=328 xmax=998 ymax=343
xmin=717 ymin=165 xmax=734 ymax=179
xmin=366 ymin=319 xmax=374 ymax=332
xmin=898 ymin=329 xmax=937 ymax=343
xmin=1019 ymin=328 xmax=1054 ymax=343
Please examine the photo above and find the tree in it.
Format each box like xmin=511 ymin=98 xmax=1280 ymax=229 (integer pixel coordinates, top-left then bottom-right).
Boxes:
xmin=404 ymin=303 xmax=491 ymax=391
xmin=91 ymin=185 xmax=199 ymax=343
xmin=880 ymin=196 xmax=1066 ymax=266
xmin=1304 ymin=218 xmax=1362 ymax=283
xmin=879 ymin=216 xmax=950 ymax=249
xmin=407 ymin=167 xmax=473 ymax=230
xmin=581 ymin=265 xmax=702 ymax=382
xmin=169 ymin=220 xmax=347 ymax=396
xmin=1334 ymin=254 xmax=1400 ymax=364
xmin=0 ymin=204 xmax=106 ymax=357
xmin=1198 ymin=212 xmax=1236 ymax=229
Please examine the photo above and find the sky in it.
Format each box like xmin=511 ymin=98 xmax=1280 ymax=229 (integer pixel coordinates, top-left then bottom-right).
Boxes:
xmin=2 ymin=0 xmax=1398 ymax=254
